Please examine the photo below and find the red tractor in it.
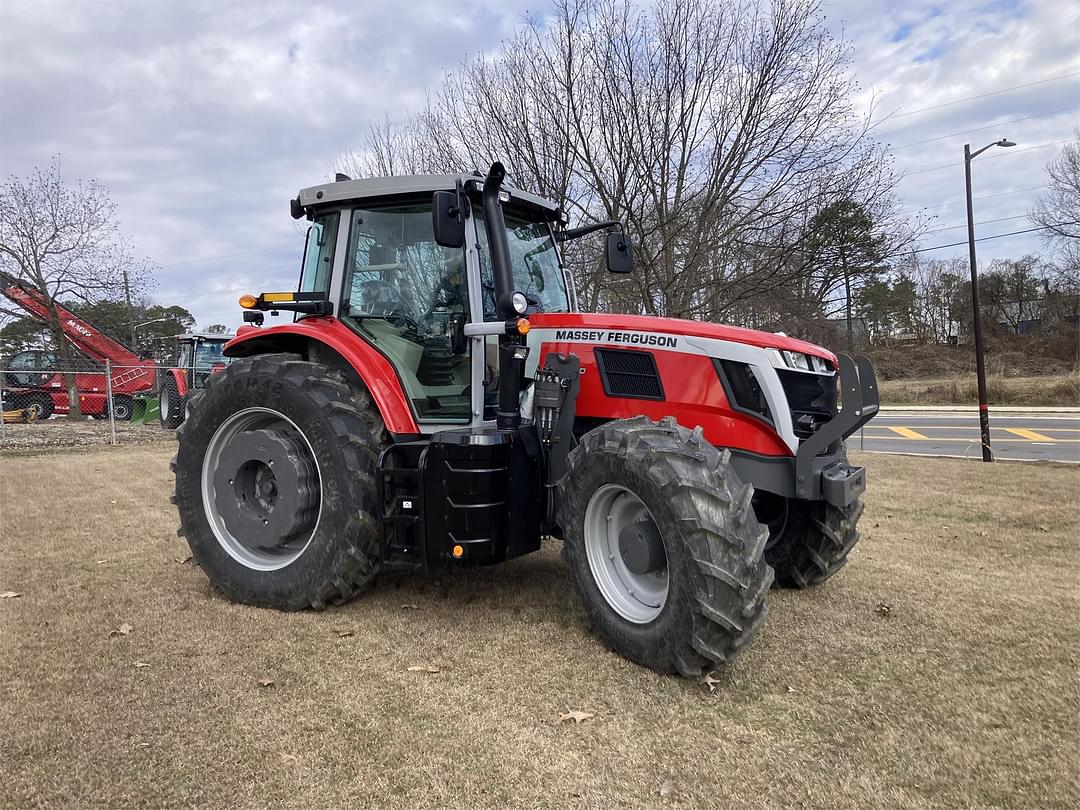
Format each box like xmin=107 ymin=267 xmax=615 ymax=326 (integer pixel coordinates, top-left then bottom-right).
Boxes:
xmin=173 ymin=164 xmax=877 ymax=675
xmin=158 ymin=332 xmax=233 ymax=428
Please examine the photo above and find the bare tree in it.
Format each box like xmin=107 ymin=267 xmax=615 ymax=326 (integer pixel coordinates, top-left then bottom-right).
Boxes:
xmin=1031 ymin=129 xmax=1080 ymax=275
xmin=340 ymin=0 xmax=916 ymax=332
xmin=0 ymin=157 xmax=150 ymax=417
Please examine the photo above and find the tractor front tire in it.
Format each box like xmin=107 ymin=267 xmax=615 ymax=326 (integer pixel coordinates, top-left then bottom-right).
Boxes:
xmin=764 ymin=499 xmax=863 ymax=588
xmin=173 ymin=353 xmax=387 ymax=610
xmin=160 ymin=376 xmax=186 ymax=429
xmin=558 ymin=416 xmax=773 ymax=676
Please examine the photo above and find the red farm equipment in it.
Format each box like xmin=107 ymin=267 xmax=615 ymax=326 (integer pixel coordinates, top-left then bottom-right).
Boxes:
xmin=172 ymin=164 xmax=878 ymax=675
xmin=157 ymin=332 xmax=234 ymax=428
xmin=1 ymin=273 xmax=157 ymax=420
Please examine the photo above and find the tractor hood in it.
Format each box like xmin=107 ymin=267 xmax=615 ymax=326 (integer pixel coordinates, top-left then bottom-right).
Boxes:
xmin=528 ymin=313 xmax=837 ymax=363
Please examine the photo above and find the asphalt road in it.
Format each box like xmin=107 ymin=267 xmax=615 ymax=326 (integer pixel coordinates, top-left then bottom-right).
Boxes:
xmin=854 ymin=410 xmax=1080 ymax=463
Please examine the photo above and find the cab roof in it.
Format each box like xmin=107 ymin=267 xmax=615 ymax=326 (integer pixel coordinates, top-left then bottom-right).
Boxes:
xmin=177 ymin=332 xmax=233 ymax=342
xmin=296 ymin=173 xmax=561 ymax=218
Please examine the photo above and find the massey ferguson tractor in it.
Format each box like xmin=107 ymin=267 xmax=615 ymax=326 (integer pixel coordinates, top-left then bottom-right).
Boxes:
xmin=172 ymin=164 xmax=878 ymax=675
xmin=158 ymin=332 xmax=233 ymax=428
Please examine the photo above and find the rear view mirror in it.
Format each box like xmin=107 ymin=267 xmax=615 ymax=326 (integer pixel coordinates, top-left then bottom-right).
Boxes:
xmin=433 ymin=190 xmax=466 ymax=249
xmin=606 ymin=232 xmax=633 ymax=274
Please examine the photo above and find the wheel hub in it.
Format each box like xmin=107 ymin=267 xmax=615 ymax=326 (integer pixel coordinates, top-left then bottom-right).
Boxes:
xmin=209 ymin=424 xmax=319 ymax=559
xmin=618 ymin=519 xmax=665 ymax=575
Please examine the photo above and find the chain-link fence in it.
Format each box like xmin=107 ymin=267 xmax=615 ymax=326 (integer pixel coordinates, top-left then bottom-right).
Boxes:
xmin=0 ymin=361 xmax=190 ymax=450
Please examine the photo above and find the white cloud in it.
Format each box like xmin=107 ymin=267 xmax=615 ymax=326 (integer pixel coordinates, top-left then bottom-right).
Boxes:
xmin=1 ymin=0 xmax=1077 ymax=329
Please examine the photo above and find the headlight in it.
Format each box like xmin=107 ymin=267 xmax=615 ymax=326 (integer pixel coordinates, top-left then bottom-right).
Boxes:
xmin=783 ymin=350 xmax=811 ymax=371
xmin=511 ymin=291 xmax=528 ymax=314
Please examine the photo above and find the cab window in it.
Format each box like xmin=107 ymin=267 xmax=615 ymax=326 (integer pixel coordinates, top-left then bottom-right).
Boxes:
xmin=474 ymin=212 xmax=569 ymax=320
xmin=299 ymin=212 xmax=339 ymax=294
xmin=341 ymin=204 xmax=470 ymax=422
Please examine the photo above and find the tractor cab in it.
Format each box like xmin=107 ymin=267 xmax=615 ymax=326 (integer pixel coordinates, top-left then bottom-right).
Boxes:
xmin=175 ymin=332 xmax=233 ymax=389
xmin=281 ymin=173 xmax=584 ymax=424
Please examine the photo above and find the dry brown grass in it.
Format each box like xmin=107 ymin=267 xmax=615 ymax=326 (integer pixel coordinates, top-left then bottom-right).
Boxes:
xmin=1 ymin=445 xmax=1077 ymax=809
xmin=0 ymin=419 xmax=173 ymax=453
xmin=879 ymin=373 xmax=1080 ymax=407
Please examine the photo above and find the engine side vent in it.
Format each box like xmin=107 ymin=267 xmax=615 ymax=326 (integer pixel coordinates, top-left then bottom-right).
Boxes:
xmin=594 ymin=349 xmax=664 ymax=400
xmin=714 ymin=359 xmax=772 ymax=424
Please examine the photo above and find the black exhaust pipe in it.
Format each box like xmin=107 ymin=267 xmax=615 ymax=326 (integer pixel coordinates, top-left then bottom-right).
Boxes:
xmin=481 ymin=162 xmax=524 ymax=430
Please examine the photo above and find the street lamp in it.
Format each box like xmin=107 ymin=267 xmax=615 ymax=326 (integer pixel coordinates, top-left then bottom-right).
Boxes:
xmin=134 ymin=317 xmax=170 ymax=330
xmin=964 ymin=138 xmax=1015 ymax=463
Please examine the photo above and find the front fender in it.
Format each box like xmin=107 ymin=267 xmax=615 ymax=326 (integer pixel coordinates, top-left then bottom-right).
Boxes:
xmin=168 ymin=366 xmax=189 ymax=398
xmin=224 ymin=317 xmax=419 ymax=434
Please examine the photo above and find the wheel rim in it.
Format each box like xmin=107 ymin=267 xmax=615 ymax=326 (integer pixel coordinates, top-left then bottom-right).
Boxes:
xmin=113 ymin=400 xmax=131 ymax=420
xmin=583 ymin=484 xmax=669 ymax=624
xmin=201 ymin=407 xmax=323 ymax=571
xmin=160 ymin=389 xmax=169 ymax=419
xmin=27 ymin=401 xmax=44 ymax=418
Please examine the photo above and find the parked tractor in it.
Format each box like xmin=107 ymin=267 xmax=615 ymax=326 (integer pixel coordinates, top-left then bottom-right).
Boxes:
xmin=158 ymin=332 xmax=233 ymax=428
xmin=172 ymin=164 xmax=878 ymax=675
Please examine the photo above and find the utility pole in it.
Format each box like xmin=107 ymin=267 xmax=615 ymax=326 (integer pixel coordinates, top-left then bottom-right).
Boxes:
xmin=122 ymin=267 xmax=136 ymax=347
xmin=964 ymin=138 xmax=1015 ymax=463
xmin=842 ymin=249 xmax=853 ymax=353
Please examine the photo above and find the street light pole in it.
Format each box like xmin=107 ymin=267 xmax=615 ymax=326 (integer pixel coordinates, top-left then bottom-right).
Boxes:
xmin=964 ymin=138 xmax=1015 ymax=463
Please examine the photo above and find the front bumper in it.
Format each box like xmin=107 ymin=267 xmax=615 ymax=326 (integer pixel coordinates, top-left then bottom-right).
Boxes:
xmin=729 ymin=353 xmax=879 ymax=508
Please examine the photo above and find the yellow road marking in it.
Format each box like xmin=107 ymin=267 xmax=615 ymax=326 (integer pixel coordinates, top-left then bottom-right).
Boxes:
xmin=862 ymin=437 xmax=1080 ymax=443
xmin=888 ymin=426 xmax=929 ymax=440
xmin=1004 ymin=428 xmax=1056 ymax=442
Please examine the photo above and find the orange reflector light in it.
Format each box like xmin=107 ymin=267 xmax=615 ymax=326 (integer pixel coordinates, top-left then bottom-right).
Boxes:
xmin=239 ymin=294 xmax=258 ymax=309
xmin=452 ymin=544 xmax=465 ymax=559
xmin=516 ymin=318 xmax=531 ymax=335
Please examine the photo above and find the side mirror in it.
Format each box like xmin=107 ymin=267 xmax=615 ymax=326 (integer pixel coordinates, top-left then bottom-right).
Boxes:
xmin=606 ymin=232 xmax=634 ymax=274
xmin=433 ymin=190 xmax=466 ymax=249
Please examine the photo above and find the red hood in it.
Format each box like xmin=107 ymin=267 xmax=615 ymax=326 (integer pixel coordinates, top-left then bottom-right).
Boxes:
xmin=529 ymin=313 xmax=836 ymax=362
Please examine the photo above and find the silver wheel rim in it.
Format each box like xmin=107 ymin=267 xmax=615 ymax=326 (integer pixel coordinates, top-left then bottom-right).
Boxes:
xmin=160 ymin=389 xmax=169 ymax=419
xmin=583 ymin=484 xmax=668 ymax=623
xmin=201 ymin=407 xmax=323 ymax=571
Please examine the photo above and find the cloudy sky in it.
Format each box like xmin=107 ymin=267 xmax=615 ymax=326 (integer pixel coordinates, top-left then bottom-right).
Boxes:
xmin=1 ymin=0 xmax=1077 ymax=330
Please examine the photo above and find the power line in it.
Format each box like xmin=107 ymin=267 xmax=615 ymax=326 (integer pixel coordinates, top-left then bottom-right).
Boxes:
xmin=902 ymin=141 xmax=1071 ymax=178
xmin=911 ymin=223 xmax=1072 ymax=254
xmin=884 ymin=72 xmax=1080 ymax=121
xmin=889 ymin=106 xmax=1080 ymax=150
xmin=898 ymin=185 xmax=1048 ymax=215
xmin=924 ymin=214 xmax=1030 ymax=235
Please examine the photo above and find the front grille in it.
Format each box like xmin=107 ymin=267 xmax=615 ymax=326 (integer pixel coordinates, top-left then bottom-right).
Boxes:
xmin=777 ymin=369 xmax=837 ymax=439
xmin=594 ymin=349 xmax=664 ymax=400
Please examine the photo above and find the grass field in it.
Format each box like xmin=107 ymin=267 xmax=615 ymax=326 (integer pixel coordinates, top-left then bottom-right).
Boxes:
xmin=1 ymin=445 xmax=1077 ymax=809
xmin=879 ymin=373 xmax=1079 ymax=407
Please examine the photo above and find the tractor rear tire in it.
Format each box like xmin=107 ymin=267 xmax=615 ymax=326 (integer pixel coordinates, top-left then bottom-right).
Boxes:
xmin=160 ymin=376 xmax=185 ymax=429
xmin=764 ymin=499 xmax=862 ymax=588
xmin=173 ymin=353 xmax=388 ymax=610
xmin=558 ymin=416 xmax=773 ymax=676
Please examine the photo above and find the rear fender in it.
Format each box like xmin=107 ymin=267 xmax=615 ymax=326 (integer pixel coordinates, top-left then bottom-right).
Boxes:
xmin=223 ymin=318 xmax=419 ymax=434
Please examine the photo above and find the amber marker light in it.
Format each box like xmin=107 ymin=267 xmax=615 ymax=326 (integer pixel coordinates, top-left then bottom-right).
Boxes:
xmin=516 ymin=318 xmax=531 ymax=335
xmin=239 ymin=294 xmax=258 ymax=309
xmin=452 ymin=544 xmax=465 ymax=559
